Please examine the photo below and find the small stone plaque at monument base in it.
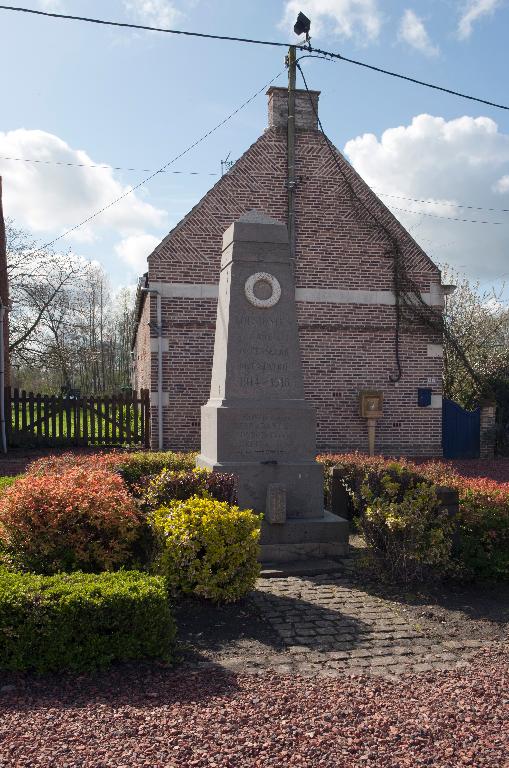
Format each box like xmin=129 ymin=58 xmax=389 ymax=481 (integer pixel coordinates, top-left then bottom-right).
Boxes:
xmin=197 ymin=210 xmax=348 ymax=562
xmin=266 ymin=483 xmax=286 ymax=524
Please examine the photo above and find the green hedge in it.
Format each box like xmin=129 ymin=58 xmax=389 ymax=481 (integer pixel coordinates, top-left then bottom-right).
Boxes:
xmin=117 ymin=452 xmax=198 ymax=489
xmin=0 ymin=568 xmax=175 ymax=673
xmin=26 ymin=451 xmax=198 ymax=492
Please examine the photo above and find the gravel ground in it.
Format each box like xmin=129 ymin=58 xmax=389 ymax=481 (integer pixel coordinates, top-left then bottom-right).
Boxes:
xmin=0 ymin=646 xmax=507 ymax=768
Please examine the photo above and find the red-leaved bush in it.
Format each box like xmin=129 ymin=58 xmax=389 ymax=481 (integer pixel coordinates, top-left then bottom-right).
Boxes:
xmin=26 ymin=452 xmax=124 ymax=476
xmin=26 ymin=451 xmax=197 ymax=494
xmin=0 ymin=467 xmax=144 ymax=574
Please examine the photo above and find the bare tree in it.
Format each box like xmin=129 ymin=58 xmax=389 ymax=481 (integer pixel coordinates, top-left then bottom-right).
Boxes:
xmin=442 ymin=266 xmax=509 ymax=409
xmin=6 ymin=221 xmax=136 ymax=394
xmin=5 ymin=218 xmax=86 ymax=363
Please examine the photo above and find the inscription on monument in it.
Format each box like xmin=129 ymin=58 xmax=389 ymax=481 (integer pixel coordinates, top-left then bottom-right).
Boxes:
xmin=232 ymin=412 xmax=292 ymax=456
xmin=266 ymin=483 xmax=287 ymax=524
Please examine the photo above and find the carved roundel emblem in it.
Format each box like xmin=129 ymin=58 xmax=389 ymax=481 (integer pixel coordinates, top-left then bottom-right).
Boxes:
xmin=244 ymin=272 xmax=281 ymax=309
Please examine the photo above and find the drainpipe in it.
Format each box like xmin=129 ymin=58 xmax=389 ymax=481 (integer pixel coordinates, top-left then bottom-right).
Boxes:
xmin=140 ymin=287 xmax=163 ymax=450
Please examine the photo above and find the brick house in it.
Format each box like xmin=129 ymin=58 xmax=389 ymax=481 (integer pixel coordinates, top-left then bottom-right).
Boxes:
xmin=132 ymin=87 xmax=447 ymax=456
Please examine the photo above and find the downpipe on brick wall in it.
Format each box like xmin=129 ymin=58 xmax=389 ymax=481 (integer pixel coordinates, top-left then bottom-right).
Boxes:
xmin=141 ymin=287 xmax=163 ymax=450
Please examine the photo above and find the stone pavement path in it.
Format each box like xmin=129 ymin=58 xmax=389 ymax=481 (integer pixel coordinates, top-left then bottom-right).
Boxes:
xmin=200 ymin=560 xmax=495 ymax=680
xmin=248 ymin=573 xmax=486 ymax=679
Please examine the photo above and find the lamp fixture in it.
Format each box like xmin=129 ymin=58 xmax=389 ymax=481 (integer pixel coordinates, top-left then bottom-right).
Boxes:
xmin=294 ymin=11 xmax=311 ymax=40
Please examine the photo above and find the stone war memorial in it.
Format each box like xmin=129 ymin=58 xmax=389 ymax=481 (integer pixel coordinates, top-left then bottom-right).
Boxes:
xmin=197 ymin=211 xmax=348 ymax=562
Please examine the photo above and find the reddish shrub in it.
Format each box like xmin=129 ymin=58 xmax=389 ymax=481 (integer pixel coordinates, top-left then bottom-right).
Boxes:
xmin=26 ymin=452 xmax=123 ymax=476
xmin=26 ymin=451 xmax=197 ymax=494
xmin=0 ymin=467 xmax=144 ymax=574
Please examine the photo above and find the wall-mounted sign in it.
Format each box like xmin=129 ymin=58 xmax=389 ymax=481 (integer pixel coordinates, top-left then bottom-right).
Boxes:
xmin=359 ymin=390 xmax=383 ymax=419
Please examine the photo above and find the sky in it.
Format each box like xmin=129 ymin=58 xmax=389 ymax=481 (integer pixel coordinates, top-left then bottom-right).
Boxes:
xmin=0 ymin=0 xmax=508 ymax=297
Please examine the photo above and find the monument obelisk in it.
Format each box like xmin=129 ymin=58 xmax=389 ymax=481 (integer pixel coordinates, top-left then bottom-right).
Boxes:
xmin=197 ymin=211 xmax=348 ymax=562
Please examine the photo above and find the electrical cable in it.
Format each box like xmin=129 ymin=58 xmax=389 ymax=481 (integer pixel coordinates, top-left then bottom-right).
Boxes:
xmin=0 ymin=156 xmax=218 ymax=175
xmin=0 ymin=4 xmax=290 ymax=48
xmin=388 ymin=205 xmax=503 ymax=225
xmin=1 ymin=5 xmax=509 ymax=111
xmin=296 ymin=60 xmax=403 ymax=381
xmin=300 ymin=49 xmax=509 ymax=111
xmin=376 ymin=192 xmax=509 ymax=215
xmin=37 ymin=68 xmax=285 ymax=250
xmin=2 ymin=154 xmax=508 ymax=220
xmin=296 ymin=61 xmax=493 ymax=391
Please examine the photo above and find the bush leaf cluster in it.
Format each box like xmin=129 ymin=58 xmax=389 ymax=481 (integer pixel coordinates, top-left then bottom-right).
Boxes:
xmin=0 ymin=568 xmax=175 ymax=672
xmin=0 ymin=466 xmax=144 ymax=574
xmin=143 ymin=467 xmax=237 ymax=509
xmin=151 ymin=495 xmax=262 ymax=602
xmin=319 ymin=452 xmax=509 ymax=582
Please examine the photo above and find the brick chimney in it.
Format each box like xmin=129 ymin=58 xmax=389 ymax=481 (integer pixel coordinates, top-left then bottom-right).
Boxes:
xmin=267 ymin=86 xmax=320 ymax=131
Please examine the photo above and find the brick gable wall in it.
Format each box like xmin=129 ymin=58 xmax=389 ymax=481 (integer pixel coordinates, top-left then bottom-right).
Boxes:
xmin=135 ymin=90 xmax=444 ymax=456
xmin=133 ymin=292 xmax=151 ymax=393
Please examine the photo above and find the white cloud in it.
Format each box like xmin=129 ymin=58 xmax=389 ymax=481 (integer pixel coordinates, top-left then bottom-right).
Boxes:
xmin=457 ymin=0 xmax=501 ymax=39
xmin=344 ymin=114 xmax=509 ymax=281
xmin=280 ymin=0 xmax=381 ymax=41
xmin=0 ymin=129 xmax=166 ymax=244
xmin=37 ymin=0 xmax=67 ymax=10
xmin=398 ymin=10 xmax=439 ymax=56
xmin=494 ymin=175 xmax=509 ymax=193
xmin=114 ymin=233 xmax=160 ymax=274
xmin=123 ymin=0 xmax=183 ymax=27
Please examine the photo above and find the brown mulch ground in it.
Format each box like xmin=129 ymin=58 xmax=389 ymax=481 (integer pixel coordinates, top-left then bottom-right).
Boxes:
xmin=0 ymin=646 xmax=507 ymax=768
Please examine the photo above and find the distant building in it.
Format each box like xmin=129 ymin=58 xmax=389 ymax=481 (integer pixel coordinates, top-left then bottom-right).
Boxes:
xmin=132 ymin=87 xmax=446 ymax=456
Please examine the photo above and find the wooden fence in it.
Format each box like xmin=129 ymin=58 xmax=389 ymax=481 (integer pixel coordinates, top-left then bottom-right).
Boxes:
xmin=5 ymin=388 xmax=151 ymax=449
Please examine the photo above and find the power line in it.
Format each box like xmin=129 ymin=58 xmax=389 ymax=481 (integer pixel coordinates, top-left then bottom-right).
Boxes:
xmin=0 ymin=155 xmax=218 ymax=175
xmin=376 ymin=191 xmax=509 ymax=215
xmin=37 ymin=69 xmax=284 ymax=249
xmin=296 ymin=61 xmax=500 ymax=389
xmin=2 ymin=5 xmax=509 ymax=111
xmin=388 ymin=205 xmax=503 ymax=225
xmin=2 ymin=154 xmax=507 ymax=222
xmin=299 ymin=50 xmax=509 ymax=112
xmin=0 ymin=4 xmax=289 ymax=47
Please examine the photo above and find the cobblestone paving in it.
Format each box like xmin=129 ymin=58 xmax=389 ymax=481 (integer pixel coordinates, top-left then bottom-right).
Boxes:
xmin=216 ymin=567 xmax=489 ymax=679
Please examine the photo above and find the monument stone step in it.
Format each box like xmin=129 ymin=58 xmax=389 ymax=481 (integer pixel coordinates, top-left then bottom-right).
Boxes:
xmin=259 ymin=558 xmax=351 ymax=578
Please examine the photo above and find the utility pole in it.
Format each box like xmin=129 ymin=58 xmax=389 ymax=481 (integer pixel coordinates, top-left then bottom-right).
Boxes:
xmin=286 ymin=12 xmax=311 ymax=261
xmin=287 ymin=44 xmax=297 ymax=261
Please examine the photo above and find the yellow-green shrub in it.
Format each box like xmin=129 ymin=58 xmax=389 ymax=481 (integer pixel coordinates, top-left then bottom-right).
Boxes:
xmin=320 ymin=453 xmax=509 ymax=581
xmin=151 ymin=495 xmax=262 ymax=602
xmin=358 ymin=469 xmax=456 ymax=584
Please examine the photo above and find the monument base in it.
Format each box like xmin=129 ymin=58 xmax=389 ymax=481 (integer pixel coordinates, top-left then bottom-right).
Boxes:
xmin=196 ymin=456 xmax=324 ymax=518
xmin=259 ymin=510 xmax=349 ymax=563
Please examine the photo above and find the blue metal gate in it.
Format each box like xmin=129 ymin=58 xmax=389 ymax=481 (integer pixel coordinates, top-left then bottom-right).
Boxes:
xmin=442 ymin=398 xmax=480 ymax=459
